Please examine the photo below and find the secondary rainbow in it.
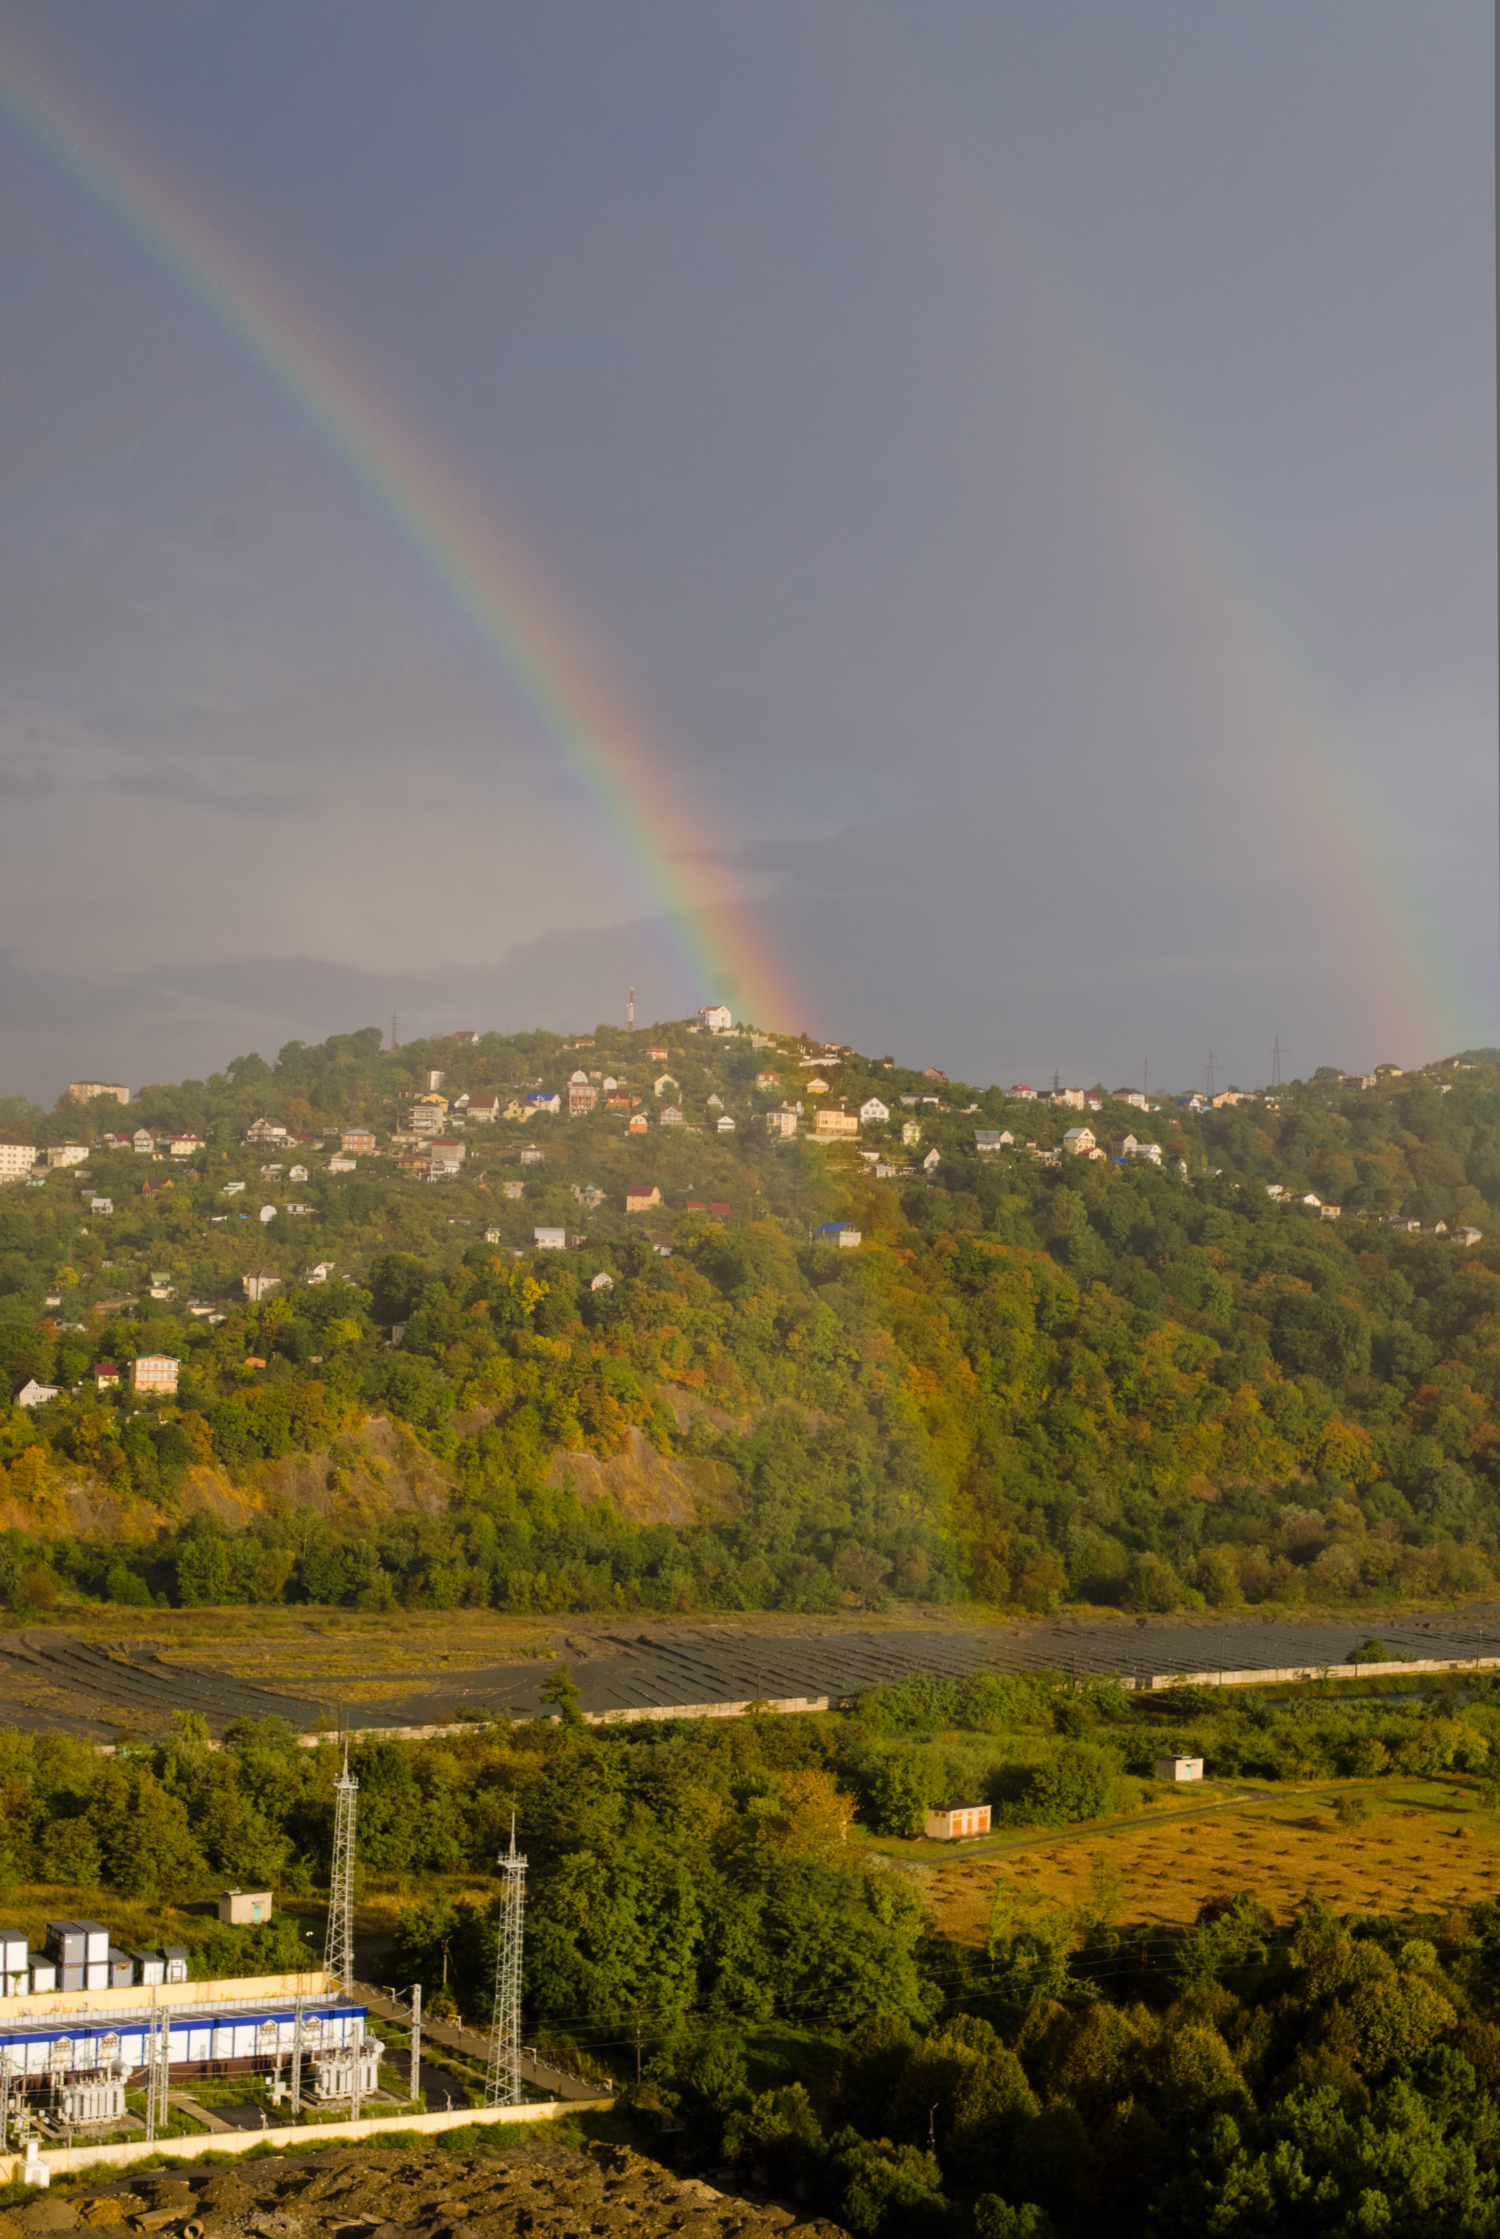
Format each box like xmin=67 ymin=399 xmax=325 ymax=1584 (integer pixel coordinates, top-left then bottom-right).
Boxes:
xmin=838 ymin=13 xmax=1486 ymax=1064
xmin=0 ymin=38 xmax=802 ymax=1033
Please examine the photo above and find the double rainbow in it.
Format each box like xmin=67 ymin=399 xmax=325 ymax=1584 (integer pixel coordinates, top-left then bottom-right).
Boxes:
xmin=0 ymin=33 xmax=803 ymax=1034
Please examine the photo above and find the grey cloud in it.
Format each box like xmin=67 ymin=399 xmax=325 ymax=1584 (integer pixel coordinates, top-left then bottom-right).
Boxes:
xmin=0 ymin=762 xmax=63 ymax=800
xmin=102 ymin=765 xmax=318 ymax=818
xmin=0 ymin=917 xmax=703 ymax=1103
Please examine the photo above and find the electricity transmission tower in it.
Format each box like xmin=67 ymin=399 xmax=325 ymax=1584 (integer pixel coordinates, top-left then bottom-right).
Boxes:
xmin=143 ymin=2004 xmax=170 ymax=2142
xmin=324 ymin=1745 xmax=358 ymax=1995
xmin=485 ymin=1818 xmax=528 ymax=2108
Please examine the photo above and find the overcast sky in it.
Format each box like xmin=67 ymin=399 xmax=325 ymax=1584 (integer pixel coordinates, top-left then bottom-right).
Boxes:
xmin=0 ymin=1 xmax=1492 ymax=1100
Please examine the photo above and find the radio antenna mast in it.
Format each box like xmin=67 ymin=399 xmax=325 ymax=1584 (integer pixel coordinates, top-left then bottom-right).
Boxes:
xmin=485 ymin=1816 xmax=528 ymax=2107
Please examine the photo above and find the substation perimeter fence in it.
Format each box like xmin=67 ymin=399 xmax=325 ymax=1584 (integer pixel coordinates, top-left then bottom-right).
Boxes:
xmin=4 ymin=2095 xmax=617 ymax=2187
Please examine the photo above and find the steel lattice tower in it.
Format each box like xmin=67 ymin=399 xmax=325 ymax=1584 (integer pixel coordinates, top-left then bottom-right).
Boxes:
xmin=485 ymin=1819 xmax=527 ymax=2107
xmin=324 ymin=1746 xmax=358 ymax=1994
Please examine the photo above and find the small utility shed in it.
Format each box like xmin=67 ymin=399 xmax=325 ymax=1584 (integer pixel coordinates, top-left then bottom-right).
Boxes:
xmin=1154 ymin=1757 xmax=1204 ymax=1783
xmin=924 ymin=1802 xmax=992 ymax=1840
xmin=218 ymin=1888 xmax=274 ymax=1925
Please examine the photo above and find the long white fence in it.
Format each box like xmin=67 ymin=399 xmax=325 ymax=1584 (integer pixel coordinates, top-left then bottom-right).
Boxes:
xmin=3 ymin=2093 xmax=613 ymax=2186
xmin=1125 ymin=1654 xmax=1500 ymax=1691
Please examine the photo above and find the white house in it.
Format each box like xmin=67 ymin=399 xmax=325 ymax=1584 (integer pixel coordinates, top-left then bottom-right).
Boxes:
xmin=16 ymin=1380 xmax=59 ymax=1409
xmin=716 ymin=1115 xmax=736 ymax=1132
xmin=766 ymin=1108 xmax=798 ymax=1137
xmin=534 ymin=1227 xmax=566 ymax=1251
xmin=1062 ymin=1127 xmax=1096 ymax=1155
xmin=860 ymin=1098 xmax=890 ymax=1124
xmin=0 ymin=1145 xmax=38 ymax=1183
xmin=901 ymin=1121 xmax=922 ymax=1147
xmin=922 ymin=1148 xmax=941 ymax=1171
xmin=697 ymin=1004 xmax=733 ymax=1032
xmin=1154 ymin=1758 xmax=1204 ymax=1784
xmin=1111 ymin=1089 xmax=1148 ymax=1110
xmin=653 ymin=1075 xmax=678 ymax=1098
xmin=1455 ymin=1226 xmax=1485 ymax=1246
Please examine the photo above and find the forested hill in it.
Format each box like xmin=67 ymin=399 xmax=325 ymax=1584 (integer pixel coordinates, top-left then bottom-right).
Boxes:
xmin=3 ymin=1024 xmax=1500 ymax=1619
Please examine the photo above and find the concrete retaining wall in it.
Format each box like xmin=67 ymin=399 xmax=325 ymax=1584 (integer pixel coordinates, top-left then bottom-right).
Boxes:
xmin=3 ymin=2093 xmax=613 ymax=2184
xmin=289 ymin=1698 xmax=836 ymax=1744
xmin=1127 ymin=1655 xmax=1500 ymax=1691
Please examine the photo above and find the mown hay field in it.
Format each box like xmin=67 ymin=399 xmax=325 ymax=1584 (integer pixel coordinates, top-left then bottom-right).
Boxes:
xmin=921 ymin=1781 xmax=1500 ymax=1945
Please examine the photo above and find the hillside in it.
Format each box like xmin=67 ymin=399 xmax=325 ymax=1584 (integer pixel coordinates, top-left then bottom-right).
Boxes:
xmin=2 ymin=1023 xmax=1500 ymax=1619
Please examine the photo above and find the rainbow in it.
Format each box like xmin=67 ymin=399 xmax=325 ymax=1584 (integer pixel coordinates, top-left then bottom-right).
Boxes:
xmin=0 ymin=33 xmax=803 ymax=1035
xmin=840 ymin=13 xmax=1488 ymax=1066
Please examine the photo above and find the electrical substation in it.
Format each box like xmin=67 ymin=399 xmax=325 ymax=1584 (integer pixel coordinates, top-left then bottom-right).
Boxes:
xmin=0 ymin=1739 xmax=532 ymax=2147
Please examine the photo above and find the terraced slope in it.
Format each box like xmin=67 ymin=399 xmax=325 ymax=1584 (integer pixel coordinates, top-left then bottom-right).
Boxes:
xmin=0 ymin=1630 xmax=319 ymax=1738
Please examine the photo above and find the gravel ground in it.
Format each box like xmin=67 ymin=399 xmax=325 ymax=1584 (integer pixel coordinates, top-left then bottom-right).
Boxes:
xmin=0 ymin=2144 xmax=848 ymax=2239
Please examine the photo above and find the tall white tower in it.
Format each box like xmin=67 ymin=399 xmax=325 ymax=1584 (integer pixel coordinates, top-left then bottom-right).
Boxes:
xmin=485 ymin=1818 xmax=527 ymax=2107
xmin=324 ymin=1746 xmax=358 ymax=1994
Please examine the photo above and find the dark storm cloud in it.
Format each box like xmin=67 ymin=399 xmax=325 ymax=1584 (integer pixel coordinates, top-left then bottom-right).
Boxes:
xmin=0 ymin=0 xmax=1490 ymax=1096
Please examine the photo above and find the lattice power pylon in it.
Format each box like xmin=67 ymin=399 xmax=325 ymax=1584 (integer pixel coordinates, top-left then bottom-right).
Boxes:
xmin=142 ymin=2003 xmax=170 ymax=2142
xmin=324 ymin=1745 xmax=359 ymax=1994
xmin=485 ymin=1818 xmax=527 ymax=2107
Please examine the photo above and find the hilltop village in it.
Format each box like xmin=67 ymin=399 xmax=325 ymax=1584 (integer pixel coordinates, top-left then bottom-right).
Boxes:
xmin=0 ymin=1013 xmax=1496 ymax=1625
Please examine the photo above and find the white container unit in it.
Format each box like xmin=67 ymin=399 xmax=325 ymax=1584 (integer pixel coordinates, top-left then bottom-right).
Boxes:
xmin=0 ymin=1933 xmax=27 ymax=1996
